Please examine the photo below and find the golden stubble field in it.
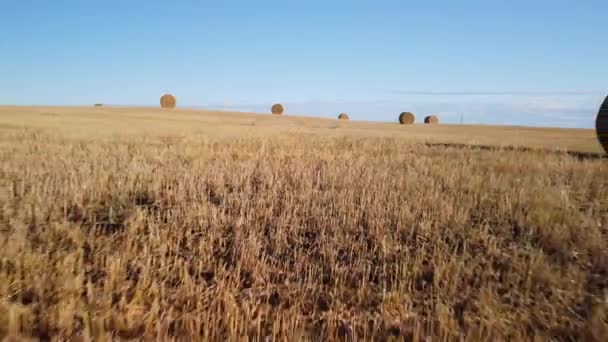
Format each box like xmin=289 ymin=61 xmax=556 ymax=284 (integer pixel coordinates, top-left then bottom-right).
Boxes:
xmin=0 ymin=106 xmax=606 ymax=341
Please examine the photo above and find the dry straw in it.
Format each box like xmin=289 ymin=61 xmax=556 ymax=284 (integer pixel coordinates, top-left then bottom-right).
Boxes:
xmin=160 ymin=94 xmax=177 ymax=109
xmin=424 ymin=115 xmax=439 ymax=124
xmin=271 ymin=104 xmax=284 ymax=115
xmin=399 ymin=112 xmax=415 ymax=125
xmin=338 ymin=113 xmax=349 ymax=120
xmin=597 ymin=95 xmax=608 ymax=153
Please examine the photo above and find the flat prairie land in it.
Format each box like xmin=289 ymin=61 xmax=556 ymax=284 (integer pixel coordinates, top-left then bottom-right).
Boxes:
xmin=0 ymin=106 xmax=602 ymax=153
xmin=0 ymin=106 xmax=606 ymax=340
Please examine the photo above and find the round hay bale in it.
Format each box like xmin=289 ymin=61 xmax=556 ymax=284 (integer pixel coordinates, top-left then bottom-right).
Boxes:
xmin=338 ymin=113 xmax=349 ymax=120
xmin=160 ymin=94 xmax=177 ymax=109
xmin=424 ymin=115 xmax=439 ymax=124
xmin=271 ymin=103 xmax=284 ymax=115
xmin=399 ymin=112 xmax=415 ymax=125
xmin=597 ymin=95 xmax=608 ymax=153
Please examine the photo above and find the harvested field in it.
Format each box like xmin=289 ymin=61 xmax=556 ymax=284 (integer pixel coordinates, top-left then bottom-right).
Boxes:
xmin=0 ymin=106 xmax=606 ymax=341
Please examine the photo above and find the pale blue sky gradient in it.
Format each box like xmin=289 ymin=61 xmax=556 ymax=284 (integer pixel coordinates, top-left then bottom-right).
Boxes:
xmin=1 ymin=0 xmax=606 ymax=127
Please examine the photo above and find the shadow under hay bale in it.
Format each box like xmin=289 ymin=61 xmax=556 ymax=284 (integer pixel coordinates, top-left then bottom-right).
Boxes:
xmin=597 ymin=95 xmax=608 ymax=153
xmin=271 ymin=103 xmax=284 ymax=115
xmin=338 ymin=113 xmax=349 ymax=120
xmin=424 ymin=115 xmax=439 ymax=124
xmin=160 ymin=94 xmax=177 ymax=109
xmin=399 ymin=112 xmax=415 ymax=125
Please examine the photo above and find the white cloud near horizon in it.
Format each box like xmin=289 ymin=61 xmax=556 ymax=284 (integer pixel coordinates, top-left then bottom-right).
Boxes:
xmin=198 ymin=92 xmax=605 ymax=129
xmin=383 ymin=90 xmax=602 ymax=96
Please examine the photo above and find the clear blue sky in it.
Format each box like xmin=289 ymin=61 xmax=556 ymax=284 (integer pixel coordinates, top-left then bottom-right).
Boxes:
xmin=1 ymin=0 xmax=606 ymax=127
